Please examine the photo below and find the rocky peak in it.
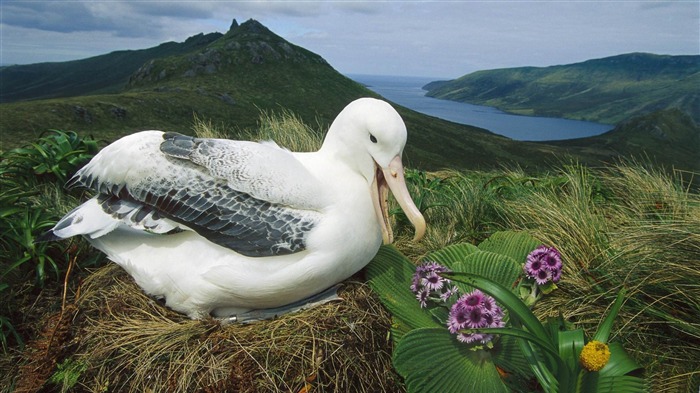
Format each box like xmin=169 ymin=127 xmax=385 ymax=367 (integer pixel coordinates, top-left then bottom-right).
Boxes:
xmin=127 ymin=18 xmax=328 ymax=87
xmin=223 ymin=18 xmax=280 ymax=42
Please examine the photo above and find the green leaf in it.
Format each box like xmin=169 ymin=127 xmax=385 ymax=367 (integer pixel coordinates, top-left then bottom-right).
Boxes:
xmin=452 ymin=251 xmax=522 ymax=295
xmin=579 ymin=342 xmax=646 ymax=393
xmin=517 ymin=338 xmax=559 ymax=393
xmin=581 ymin=371 xmax=647 ymax=393
xmin=600 ymin=342 xmax=643 ymax=377
xmin=477 ymin=230 xmax=541 ymax=264
xmin=460 ymin=327 xmax=560 ymax=360
xmin=593 ymin=289 xmax=626 ymax=343
xmin=425 ymin=242 xmax=479 ymax=270
xmin=557 ymin=328 xmax=585 ymax=377
xmin=491 ymin=335 xmax=532 ymax=379
xmin=393 ymin=328 xmax=509 ymax=393
xmin=366 ymin=246 xmax=442 ymax=337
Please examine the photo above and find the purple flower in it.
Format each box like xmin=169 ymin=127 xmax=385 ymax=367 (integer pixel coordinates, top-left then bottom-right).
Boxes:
xmin=447 ymin=289 xmax=505 ymax=345
xmin=462 ymin=289 xmax=485 ymax=309
xmin=524 ymin=246 xmax=563 ymax=284
xmin=416 ymin=288 xmax=430 ymax=308
xmin=424 ymin=271 xmax=445 ymax=291
xmin=447 ymin=305 xmax=469 ymax=334
xmin=411 ymin=261 xmax=457 ymax=308
xmin=551 ymin=267 xmax=562 ymax=283
xmin=440 ymin=286 xmax=459 ymax=302
xmin=535 ymin=269 xmax=552 ymax=285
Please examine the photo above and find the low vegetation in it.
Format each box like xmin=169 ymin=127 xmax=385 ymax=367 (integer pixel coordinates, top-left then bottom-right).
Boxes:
xmin=425 ymin=53 xmax=700 ymax=124
xmin=0 ymin=112 xmax=698 ymax=392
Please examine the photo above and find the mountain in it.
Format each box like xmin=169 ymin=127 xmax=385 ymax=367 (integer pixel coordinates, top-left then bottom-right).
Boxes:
xmin=424 ymin=53 xmax=700 ymax=125
xmin=0 ymin=32 xmax=222 ymax=103
xmin=1 ymin=20 xmax=697 ymax=172
xmin=551 ymin=109 xmax=699 ymax=170
xmin=0 ymin=19 xmax=567 ymax=171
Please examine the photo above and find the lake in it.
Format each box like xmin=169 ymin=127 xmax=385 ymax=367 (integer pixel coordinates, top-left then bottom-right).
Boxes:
xmin=347 ymin=74 xmax=613 ymax=141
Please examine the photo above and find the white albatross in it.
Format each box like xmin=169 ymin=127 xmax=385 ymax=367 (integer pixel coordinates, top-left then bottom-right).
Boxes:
xmin=41 ymin=97 xmax=426 ymax=319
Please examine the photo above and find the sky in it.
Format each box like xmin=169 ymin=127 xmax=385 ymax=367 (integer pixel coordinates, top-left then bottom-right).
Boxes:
xmin=1 ymin=1 xmax=698 ymax=78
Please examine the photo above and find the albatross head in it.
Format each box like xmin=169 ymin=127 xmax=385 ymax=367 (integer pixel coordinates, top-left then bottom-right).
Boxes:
xmin=324 ymin=97 xmax=426 ymax=244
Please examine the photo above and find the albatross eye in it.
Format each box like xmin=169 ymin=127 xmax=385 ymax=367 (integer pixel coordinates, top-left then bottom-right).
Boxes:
xmin=369 ymin=134 xmax=378 ymax=144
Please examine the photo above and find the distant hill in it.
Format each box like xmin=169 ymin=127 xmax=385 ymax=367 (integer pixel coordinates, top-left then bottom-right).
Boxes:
xmin=552 ymin=109 xmax=699 ymax=170
xmin=424 ymin=53 xmax=700 ymax=125
xmin=1 ymin=20 xmax=697 ymax=172
xmin=0 ymin=19 xmax=569 ymax=172
xmin=0 ymin=32 xmax=222 ymax=103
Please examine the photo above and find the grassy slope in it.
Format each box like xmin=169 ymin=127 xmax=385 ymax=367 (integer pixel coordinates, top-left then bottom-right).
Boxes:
xmin=2 ymin=121 xmax=698 ymax=392
xmin=0 ymin=32 xmax=222 ymax=103
xmin=0 ymin=20 xmax=575 ymax=172
xmin=549 ymin=109 xmax=700 ymax=171
xmin=1 ymin=23 xmax=697 ymax=172
xmin=425 ymin=53 xmax=700 ymax=124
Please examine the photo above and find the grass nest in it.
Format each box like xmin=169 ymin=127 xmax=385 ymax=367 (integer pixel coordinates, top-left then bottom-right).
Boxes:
xmin=8 ymin=264 xmax=403 ymax=393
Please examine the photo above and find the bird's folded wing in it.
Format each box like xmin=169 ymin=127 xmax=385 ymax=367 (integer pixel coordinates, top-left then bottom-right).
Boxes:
xmin=70 ymin=131 xmax=325 ymax=257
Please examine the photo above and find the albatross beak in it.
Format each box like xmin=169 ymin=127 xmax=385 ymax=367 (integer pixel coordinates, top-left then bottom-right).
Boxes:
xmin=372 ymin=155 xmax=427 ymax=244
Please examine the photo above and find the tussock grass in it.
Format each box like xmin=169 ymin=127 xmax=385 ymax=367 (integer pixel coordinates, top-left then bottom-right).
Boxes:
xmin=247 ymin=108 xmax=324 ymax=152
xmin=64 ymin=265 xmax=399 ymax=393
xmin=392 ymin=160 xmax=699 ymax=391
xmin=192 ymin=108 xmax=324 ymax=153
xmin=2 ymin=113 xmax=698 ymax=392
xmin=491 ymin=162 xmax=699 ymax=391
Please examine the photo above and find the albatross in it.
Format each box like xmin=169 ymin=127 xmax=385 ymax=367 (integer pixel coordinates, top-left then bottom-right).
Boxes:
xmin=41 ymin=97 xmax=426 ymax=320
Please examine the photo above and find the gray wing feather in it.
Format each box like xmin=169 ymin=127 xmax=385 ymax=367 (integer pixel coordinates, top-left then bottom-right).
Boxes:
xmin=71 ymin=131 xmax=322 ymax=257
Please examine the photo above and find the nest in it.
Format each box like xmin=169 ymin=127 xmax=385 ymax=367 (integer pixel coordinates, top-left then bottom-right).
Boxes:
xmin=11 ymin=264 xmax=404 ymax=393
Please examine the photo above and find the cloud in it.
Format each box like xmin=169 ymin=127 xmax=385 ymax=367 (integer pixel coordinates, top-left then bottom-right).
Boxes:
xmin=1 ymin=1 xmax=697 ymax=76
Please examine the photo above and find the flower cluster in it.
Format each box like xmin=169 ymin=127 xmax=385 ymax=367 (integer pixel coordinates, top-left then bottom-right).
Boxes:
xmin=524 ymin=245 xmax=563 ymax=285
xmin=579 ymin=340 xmax=611 ymax=371
xmin=447 ymin=290 xmax=505 ymax=344
xmin=410 ymin=262 xmax=458 ymax=308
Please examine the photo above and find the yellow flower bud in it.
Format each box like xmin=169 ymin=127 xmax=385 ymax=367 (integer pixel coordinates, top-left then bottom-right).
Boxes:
xmin=579 ymin=340 xmax=611 ymax=371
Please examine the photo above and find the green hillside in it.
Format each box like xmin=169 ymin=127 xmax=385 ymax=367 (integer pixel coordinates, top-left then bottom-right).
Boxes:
xmin=425 ymin=53 xmax=700 ymax=124
xmin=0 ymin=19 xmax=577 ymax=172
xmin=0 ymin=32 xmax=222 ymax=103
xmin=550 ymin=108 xmax=700 ymax=170
xmin=1 ymin=20 xmax=697 ymax=172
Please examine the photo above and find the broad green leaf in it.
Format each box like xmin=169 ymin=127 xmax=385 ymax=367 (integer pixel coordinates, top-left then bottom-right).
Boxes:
xmin=393 ymin=328 xmax=509 ymax=393
xmin=556 ymin=328 xmax=586 ymax=390
xmin=581 ymin=372 xmax=647 ymax=393
xmin=600 ymin=342 xmax=643 ymax=377
xmin=477 ymin=230 xmax=541 ymax=264
xmin=390 ymin=316 xmax=414 ymax=345
xmin=517 ymin=338 xmax=559 ymax=393
xmin=366 ymin=246 xmax=441 ymax=334
xmin=425 ymin=242 xmax=479 ymax=269
xmin=491 ymin=335 xmax=532 ymax=379
xmin=452 ymin=251 xmax=522 ymax=294
xmin=461 ymin=327 xmax=560 ymax=360
xmin=558 ymin=328 xmax=585 ymax=377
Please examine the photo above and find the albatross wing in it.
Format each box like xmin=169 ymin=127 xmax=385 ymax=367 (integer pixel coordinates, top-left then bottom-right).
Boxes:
xmin=60 ymin=130 xmax=327 ymax=257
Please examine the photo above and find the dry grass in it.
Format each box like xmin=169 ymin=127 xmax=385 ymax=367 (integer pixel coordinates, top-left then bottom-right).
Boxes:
xmin=191 ymin=109 xmax=324 ymax=153
xmin=494 ymin=162 xmax=700 ymax=392
xmin=5 ymin=264 xmax=401 ymax=393
xmin=245 ymin=109 xmax=324 ymax=152
xmin=392 ymin=161 xmax=699 ymax=391
xmin=3 ymin=112 xmax=698 ymax=392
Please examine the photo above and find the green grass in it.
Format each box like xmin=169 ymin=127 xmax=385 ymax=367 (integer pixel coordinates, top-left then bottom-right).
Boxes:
xmin=390 ymin=161 xmax=699 ymax=392
xmin=1 ymin=109 xmax=698 ymax=393
xmin=425 ymin=53 xmax=700 ymax=125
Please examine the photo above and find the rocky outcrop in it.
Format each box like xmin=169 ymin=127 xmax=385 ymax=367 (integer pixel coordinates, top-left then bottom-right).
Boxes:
xmin=128 ymin=18 xmax=329 ymax=87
